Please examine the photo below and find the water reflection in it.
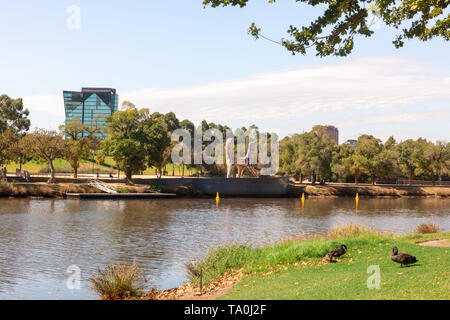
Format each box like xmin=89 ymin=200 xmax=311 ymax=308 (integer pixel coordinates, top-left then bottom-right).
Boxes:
xmin=0 ymin=198 xmax=448 ymax=299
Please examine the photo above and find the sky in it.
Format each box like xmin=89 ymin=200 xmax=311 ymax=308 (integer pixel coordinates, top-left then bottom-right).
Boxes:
xmin=0 ymin=0 xmax=449 ymax=143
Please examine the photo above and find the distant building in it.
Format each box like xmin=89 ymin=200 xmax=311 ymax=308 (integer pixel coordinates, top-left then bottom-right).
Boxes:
xmin=63 ymin=88 xmax=118 ymax=139
xmin=345 ymin=139 xmax=358 ymax=149
xmin=324 ymin=125 xmax=339 ymax=145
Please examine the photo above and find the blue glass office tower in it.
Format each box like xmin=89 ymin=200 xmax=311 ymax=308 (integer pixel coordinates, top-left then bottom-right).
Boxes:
xmin=63 ymin=88 xmax=118 ymax=139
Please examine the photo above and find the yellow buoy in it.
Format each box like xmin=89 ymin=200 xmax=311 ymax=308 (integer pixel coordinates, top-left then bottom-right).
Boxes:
xmin=356 ymin=193 xmax=359 ymax=205
xmin=216 ymin=192 xmax=220 ymax=207
xmin=301 ymin=193 xmax=305 ymax=207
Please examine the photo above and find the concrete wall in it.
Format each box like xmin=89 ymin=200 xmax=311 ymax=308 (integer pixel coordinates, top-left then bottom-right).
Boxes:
xmin=144 ymin=177 xmax=291 ymax=197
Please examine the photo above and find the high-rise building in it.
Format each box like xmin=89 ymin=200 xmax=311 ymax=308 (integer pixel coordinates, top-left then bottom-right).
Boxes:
xmin=324 ymin=125 xmax=339 ymax=145
xmin=345 ymin=139 xmax=358 ymax=149
xmin=63 ymin=88 xmax=118 ymax=138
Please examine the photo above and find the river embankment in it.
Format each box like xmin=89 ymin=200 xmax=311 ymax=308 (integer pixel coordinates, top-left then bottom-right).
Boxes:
xmin=0 ymin=182 xmax=152 ymax=198
xmin=1 ymin=178 xmax=449 ymax=198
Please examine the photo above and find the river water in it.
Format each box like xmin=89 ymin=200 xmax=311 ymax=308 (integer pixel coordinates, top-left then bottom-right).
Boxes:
xmin=0 ymin=197 xmax=448 ymax=299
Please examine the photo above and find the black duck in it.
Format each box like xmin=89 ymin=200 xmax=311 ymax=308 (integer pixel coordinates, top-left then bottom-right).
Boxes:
xmin=390 ymin=247 xmax=418 ymax=268
xmin=331 ymin=244 xmax=347 ymax=258
xmin=324 ymin=251 xmax=333 ymax=262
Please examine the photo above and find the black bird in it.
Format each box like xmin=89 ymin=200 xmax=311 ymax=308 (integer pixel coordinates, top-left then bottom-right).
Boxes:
xmin=330 ymin=244 xmax=347 ymax=259
xmin=324 ymin=250 xmax=334 ymax=262
xmin=390 ymin=247 xmax=418 ymax=268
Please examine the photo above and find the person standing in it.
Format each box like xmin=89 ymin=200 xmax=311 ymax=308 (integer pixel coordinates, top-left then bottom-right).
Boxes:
xmin=225 ymin=137 xmax=234 ymax=179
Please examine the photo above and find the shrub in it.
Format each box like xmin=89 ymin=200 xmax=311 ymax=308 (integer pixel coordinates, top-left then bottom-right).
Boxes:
xmin=415 ymin=222 xmax=440 ymax=234
xmin=89 ymin=263 xmax=146 ymax=300
xmin=117 ymin=187 xmax=130 ymax=194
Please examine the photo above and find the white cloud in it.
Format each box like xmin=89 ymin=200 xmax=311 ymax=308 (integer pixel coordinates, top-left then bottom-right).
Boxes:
xmin=23 ymin=94 xmax=64 ymax=117
xmin=22 ymin=56 xmax=450 ymax=139
xmin=121 ymin=56 xmax=450 ymax=125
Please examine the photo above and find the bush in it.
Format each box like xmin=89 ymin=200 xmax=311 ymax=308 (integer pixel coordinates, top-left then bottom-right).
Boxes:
xmin=89 ymin=263 xmax=146 ymax=300
xmin=117 ymin=187 xmax=130 ymax=194
xmin=415 ymin=222 xmax=440 ymax=234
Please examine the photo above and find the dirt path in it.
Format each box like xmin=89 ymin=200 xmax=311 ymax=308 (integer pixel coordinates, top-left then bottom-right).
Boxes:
xmin=417 ymin=239 xmax=450 ymax=247
xmin=152 ymin=271 xmax=245 ymax=301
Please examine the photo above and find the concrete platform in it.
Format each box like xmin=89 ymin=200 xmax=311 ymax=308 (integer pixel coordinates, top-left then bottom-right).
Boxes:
xmin=66 ymin=193 xmax=177 ymax=200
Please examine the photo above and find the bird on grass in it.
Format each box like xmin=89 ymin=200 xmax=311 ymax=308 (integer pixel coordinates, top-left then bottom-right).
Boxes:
xmin=324 ymin=251 xmax=334 ymax=262
xmin=330 ymin=244 xmax=347 ymax=259
xmin=390 ymin=247 xmax=418 ymax=268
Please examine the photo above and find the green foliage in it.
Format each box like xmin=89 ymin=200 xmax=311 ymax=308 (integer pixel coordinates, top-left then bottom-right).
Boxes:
xmin=281 ymin=130 xmax=448 ymax=184
xmin=104 ymin=109 xmax=149 ymax=184
xmin=354 ymin=134 xmax=384 ymax=184
xmin=21 ymin=129 xmax=66 ymax=183
xmin=0 ymin=128 xmax=20 ymax=167
xmin=278 ymin=126 xmax=336 ymax=184
xmin=203 ymin=0 xmax=449 ymax=57
xmin=60 ymin=117 xmax=93 ymax=178
xmin=0 ymin=94 xmax=30 ymax=135
xmin=141 ymin=114 xmax=171 ymax=174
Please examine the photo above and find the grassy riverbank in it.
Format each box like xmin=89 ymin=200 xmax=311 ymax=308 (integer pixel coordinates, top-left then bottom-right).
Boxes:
xmin=183 ymin=225 xmax=449 ymax=300
xmin=0 ymin=182 xmax=152 ymax=198
xmin=300 ymin=184 xmax=450 ymax=198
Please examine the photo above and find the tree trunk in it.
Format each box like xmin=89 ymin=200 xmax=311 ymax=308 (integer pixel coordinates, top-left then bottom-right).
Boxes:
xmin=372 ymin=175 xmax=376 ymax=185
xmin=19 ymin=156 xmax=22 ymax=171
xmin=182 ymin=165 xmax=185 ymax=178
xmin=74 ymin=166 xmax=78 ymax=179
xmin=172 ymin=165 xmax=175 ymax=176
xmin=311 ymin=173 xmax=316 ymax=186
xmin=438 ymin=173 xmax=442 ymax=186
xmin=355 ymin=176 xmax=359 ymax=185
xmin=48 ymin=161 xmax=57 ymax=184
xmin=299 ymin=173 xmax=303 ymax=184
xmin=125 ymin=169 xmax=133 ymax=185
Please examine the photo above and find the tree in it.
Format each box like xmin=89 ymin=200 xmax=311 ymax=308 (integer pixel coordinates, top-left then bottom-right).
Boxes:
xmin=397 ymin=139 xmax=418 ymax=185
xmin=203 ymin=0 xmax=449 ymax=57
xmin=0 ymin=94 xmax=31 ymax=135
xmin=413 ymin=138 xmax=434 ymax=182
xmin=60 ymin=117 xmax=92 ymax=179
xmin=121 ymin=101 xmax=136 ymax=111
xmin=179 ymin=119 xmax=196 ymax=177
xmin=22 ymin=129 xmax=66 ymax=183
xmin=296 ymin=126 xmax=335 ymax=184
xmin=331 ymin=143 xmax=354 ymax=182
xmin=140 ymin=113 xmax=171 ymax=177
xmin=0 ymin=128 xmax=20 ymax=169
xmin=374 ymin=137 xmax=399 ymax=183
xmin=104 ymin=109 xmax=149 ymax=184
xmin=163 ymin=112 xmax=181 ymax=176
xmin=426 ymin=141 xmax=450 ymax=185
xmin=354 ymin=134 xmax=383 ymax=184
xmin=279 ymin=136 xmax=298 ymax=177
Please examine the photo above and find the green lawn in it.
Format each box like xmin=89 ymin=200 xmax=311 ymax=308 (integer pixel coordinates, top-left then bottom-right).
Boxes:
xmin=6 ymin=157 xmax=198 ymax=176
xmin=218 ymin=232 xmax=449 ymax=300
